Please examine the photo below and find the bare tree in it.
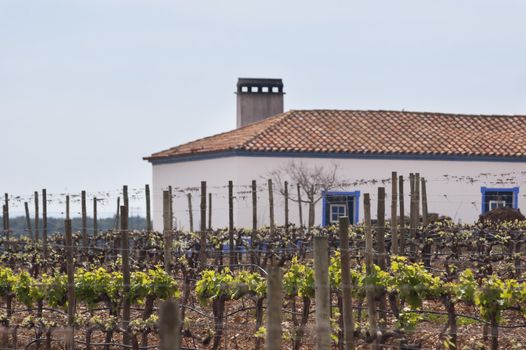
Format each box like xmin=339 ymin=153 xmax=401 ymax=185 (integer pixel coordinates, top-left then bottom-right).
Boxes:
xmin=268 ymin=161 xmax=345 ymax=229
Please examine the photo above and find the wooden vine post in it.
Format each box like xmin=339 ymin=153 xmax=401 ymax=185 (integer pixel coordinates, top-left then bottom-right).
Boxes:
xmin=159 ymin=299 xmax=181 ymax=350
xmin=163 ymin=191 xmax=172 ymax=273
xmin=65 ymin=218 xmax=75 ymax=350
xmin=145 ymin=184 xmax=152 ymax=232
xmin=314 ymin=236 xmax=331 ymax=349
xmin=251 ymin=180 xmax=258 ymax=265
xmin=391 ymin=171 xmax=398 ymax=255
xmin=43 ymin=189 xmax=47 ymax=257
xmin=24 ymin=202 xmax=33 ymax=240
xmin=266 ymin=266 xmax=282 ymax=350
xmin=200 ymin=181 xmax=207 ymax=230
xmin=363 ymin=193 xmax=378 ymax=347
xmin=376 ymin=187 xmax=387 ymax=269
xmin=268 ymin=179 xmax=275 ymax=234
xmin=421 ymin=177 xmax=429 ymax=226
xmin=339 ymin=216 xmax=355 ymax=350
xmin=93 ymin=197 xmax=98 ymax=235
xmin=200 ymin=181 xmax=208 ymax=267
xmin=208 ymin=192 xmax=212 ymax=230
xmin=123 ymin=185 xmax=128 ymax=210
xmin=3 ymin=194 xmax=8 ymax=239
xmin=414 ymin=173 xmax=421 ymax=259
xmin=409 ymin=173 xmax=416 ymax=256
xmin=168 ymin=186 xmax=174 ymax=231
xmin=187 ymin=193 xmax=194 ymax=232
xmin=415 ymin=173 xmax=420 ymax=226
xmin=376 ymin=187 xmax=388 ymax=328
xmin=81 ymin=190 xmax=88 ymax=257
xmin=308 ymin=185 xmax=315 ymax=232
xmin=228 ymin=180 xmax=235 ymax=266
xmin=121 ymin=205 xmax=131 ymax=348
xmin=284 ymin=181 xmax=289 ymax=231
xmin=66 ymin=195 xmax=70 ymax=220
xmin=398 ymin=176 xmax=405 ymax=255
xmin=297 ymin=183 xmax=303 ymax=227
xmin=34 ymin=191 xmax=39 ymax=241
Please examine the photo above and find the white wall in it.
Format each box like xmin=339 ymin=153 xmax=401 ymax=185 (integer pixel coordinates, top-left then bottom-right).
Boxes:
xmin=151 ymin=155 xmax=526 ymax=231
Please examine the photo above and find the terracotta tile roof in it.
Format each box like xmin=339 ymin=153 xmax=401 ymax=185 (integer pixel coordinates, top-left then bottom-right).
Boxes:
xmin=144 ymin=110 xmax=526 ymax=161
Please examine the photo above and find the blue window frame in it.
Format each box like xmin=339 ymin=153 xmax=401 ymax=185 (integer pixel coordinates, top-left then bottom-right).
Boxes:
xmin=480 ymin=187 xmax=519 ymax=214
xmin=322 ymin=191 xmax=360 ymax=226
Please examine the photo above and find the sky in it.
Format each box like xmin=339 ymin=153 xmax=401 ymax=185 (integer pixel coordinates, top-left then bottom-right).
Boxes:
xmin=1 ymin=0 xmax=526 ymax=215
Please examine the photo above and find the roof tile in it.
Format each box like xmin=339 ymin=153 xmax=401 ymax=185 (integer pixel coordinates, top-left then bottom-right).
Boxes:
xmin=144 ymin=110 xmax=526 ymax=160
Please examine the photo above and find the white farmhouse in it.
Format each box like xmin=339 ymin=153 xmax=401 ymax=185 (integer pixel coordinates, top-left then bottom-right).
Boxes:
xmin=144 ymin=78 xmax=526 ymax=231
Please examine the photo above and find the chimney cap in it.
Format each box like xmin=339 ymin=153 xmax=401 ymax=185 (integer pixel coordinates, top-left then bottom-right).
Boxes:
xmin=237 ymin=78 xmax=283 ymax=86
xmin=237 ymin=78 xmax=283 ymax=94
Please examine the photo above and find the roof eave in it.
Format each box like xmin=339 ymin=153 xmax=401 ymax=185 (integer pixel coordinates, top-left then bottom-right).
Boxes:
xmin=146 ymin=149 xmax=526 ymax=165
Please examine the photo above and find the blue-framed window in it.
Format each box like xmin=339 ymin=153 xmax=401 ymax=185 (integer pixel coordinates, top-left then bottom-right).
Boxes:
xmin=480 ymin=187 xmax=519 ymax=214
xmin=322 ymin=191 xmax=360 ymax=226
xmin=329 ymin=204 xmax=347 ymax=224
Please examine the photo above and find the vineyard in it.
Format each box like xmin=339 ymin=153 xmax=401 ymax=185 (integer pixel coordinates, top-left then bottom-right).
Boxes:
xmin=1 ymin=178 xmax=526 ymax=350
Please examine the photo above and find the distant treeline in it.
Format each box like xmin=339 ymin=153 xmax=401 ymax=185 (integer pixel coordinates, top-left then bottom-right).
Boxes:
xmin=1 ymin=216 xmax=147 ymax=236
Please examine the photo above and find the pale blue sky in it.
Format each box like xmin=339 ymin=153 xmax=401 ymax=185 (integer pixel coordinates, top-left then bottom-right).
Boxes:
xmin=2 ymin=0 xmax=526 ymax=204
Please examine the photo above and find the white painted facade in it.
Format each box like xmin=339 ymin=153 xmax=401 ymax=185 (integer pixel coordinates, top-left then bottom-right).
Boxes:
xmin=151 ymin=155 xmax=526 ymax=231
